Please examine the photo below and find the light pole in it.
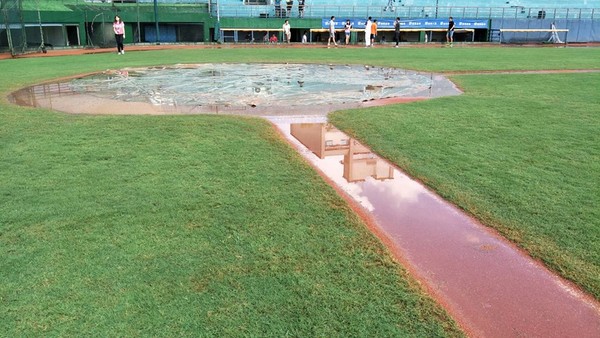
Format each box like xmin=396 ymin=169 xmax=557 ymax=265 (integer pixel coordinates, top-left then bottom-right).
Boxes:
xmin=435 ymin=0 xmax=439 ymax=19
xmin=154 ymin=0 xmax=160 ymax=44
xmin=214 ymin=0 xmax=221 ymax=42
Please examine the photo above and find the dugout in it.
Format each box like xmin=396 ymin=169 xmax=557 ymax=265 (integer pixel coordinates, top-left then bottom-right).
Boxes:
xmin=317 ymin=18 xmax=489 ymax=44
xmin=308 ymin=28 xmax=477 ymax=44
xmin=220 ymin=28 xmax=285 ymax=43
xmin=217 ymin=16 xmax=315 ymax=43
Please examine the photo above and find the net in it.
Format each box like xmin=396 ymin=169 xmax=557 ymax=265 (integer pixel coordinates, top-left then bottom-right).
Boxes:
xmin=1 ymin=0 xmax=27 ymax=55
xmin=1 ymin=0 xmax=50 ymax=55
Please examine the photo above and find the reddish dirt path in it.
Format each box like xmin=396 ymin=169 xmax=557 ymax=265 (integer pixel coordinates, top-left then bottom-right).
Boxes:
xmin=0 ymin=43 xmax=404 ymax=60
xmin=271 ymin=118 xmax=600 ymax=338
xmin=2 ymin=41 xmax=599 ymax=60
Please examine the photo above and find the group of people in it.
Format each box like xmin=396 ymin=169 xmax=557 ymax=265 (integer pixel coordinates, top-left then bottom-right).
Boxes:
xmin=324 ymin=16 xmax=383 ymax=48
xmin=329 ymin=16 xmax=456 ymax=47
xmin=283 ymin=16 xmax=456 ymax=47
xmin=274 ymin=0 xmax=305 ymax=18
xmin=328 ymin=16 xmax=396 ymax=48
xmin=111 ymin=14 xmax=457 ymax=53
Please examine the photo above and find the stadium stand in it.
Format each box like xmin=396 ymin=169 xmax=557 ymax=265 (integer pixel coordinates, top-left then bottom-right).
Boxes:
xmin=215 ymin=0 xmax=598 ymax=19
xmin=1 ymin=0 xmax=598 ymax=55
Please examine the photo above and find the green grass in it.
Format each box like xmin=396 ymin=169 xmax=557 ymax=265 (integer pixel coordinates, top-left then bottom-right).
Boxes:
xmin=1 ymin=46 xmax=599 ymax=335
xmin=0 ymin=48 xmax=471 ymax=336
xmin=0 ymin=113 xmax=461 ymax=336
xmin=330 ymin=72 xmax=600 ymax=299
xmin=2 ymin=47 xmax=599 ymax=92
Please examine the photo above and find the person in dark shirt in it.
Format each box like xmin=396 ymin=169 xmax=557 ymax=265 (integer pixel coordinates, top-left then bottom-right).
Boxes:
xmin=286 ymin=0 xmax=293 ymax=17
xmin=394 ymin=17 xmax=401 ymax=47
xmin=274 ymin=0 xmax=282 ymax=17
xmin=447 ymin=16 xmax=455 ymax=46
xmin=298 ymin=0 xmax=305 ymax=18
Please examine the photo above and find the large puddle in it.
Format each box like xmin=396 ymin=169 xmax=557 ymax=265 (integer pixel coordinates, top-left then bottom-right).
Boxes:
xmin=9 ymin=63 xmax=460 ymax=116
xmin=273 ymin=117 xmax=600 ymax=338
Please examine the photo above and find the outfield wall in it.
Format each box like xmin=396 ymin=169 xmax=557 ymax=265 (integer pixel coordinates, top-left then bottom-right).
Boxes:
xmin=3 ymin=4 xmax=600 ymax=53
xmin=491 ymin=19 xmax=600 ymax=43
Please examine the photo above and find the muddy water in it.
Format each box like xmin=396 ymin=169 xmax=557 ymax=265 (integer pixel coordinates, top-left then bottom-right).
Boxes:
xmin=9 ymin=64 xmax=460 ymax=116
xmin=273 ymin=118 xmax=600 ymax=338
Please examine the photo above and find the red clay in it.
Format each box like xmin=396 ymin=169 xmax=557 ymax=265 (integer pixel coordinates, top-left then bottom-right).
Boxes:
xmin=2 ymin=41 xmax=599 ymax=60
xmin=275 ymin=120 xmax=600 ymax=338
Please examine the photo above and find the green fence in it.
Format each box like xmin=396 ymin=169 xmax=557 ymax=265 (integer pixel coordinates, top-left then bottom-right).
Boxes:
xmin=1 ymin=0 xmax=212 ymax=55
xmin=1 ymin=0 xmax=30 ymax=55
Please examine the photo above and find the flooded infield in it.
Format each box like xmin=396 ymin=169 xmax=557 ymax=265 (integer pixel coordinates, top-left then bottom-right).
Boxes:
xmin=272 ymin=118 xmax=600 ymax=338
xmin=9 ymin=63 xmax=460 ymax=116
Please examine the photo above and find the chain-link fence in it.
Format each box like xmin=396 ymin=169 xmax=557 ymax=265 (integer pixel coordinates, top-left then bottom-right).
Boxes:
xmin=1 ymin=0 xmax=28 ymax=55
xmin=74 ymin=2 xmax=209 ymax=48
xmin=1 ymin=0 xmax=210 ymax=55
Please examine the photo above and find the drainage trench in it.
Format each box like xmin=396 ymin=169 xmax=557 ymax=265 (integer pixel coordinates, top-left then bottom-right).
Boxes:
xmin=271 ymin=117 xmax=600 ymax=338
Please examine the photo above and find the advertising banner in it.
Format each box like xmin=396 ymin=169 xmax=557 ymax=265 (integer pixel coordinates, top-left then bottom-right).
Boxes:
xmin=321 ymin=18 xmax=489 ymax=30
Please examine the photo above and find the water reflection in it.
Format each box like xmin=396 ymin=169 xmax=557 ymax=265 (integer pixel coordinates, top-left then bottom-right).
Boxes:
xmin=278 ymin=119 xmax=600 ymax=338
xmin=290 ymin=123 xmax=394 ymax=182
xmin=9 ymin=64 xmax=461 ymax=116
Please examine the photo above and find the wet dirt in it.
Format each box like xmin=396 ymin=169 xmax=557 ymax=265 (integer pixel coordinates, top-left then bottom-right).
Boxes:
xmin=273 ymin=119 xmax=600 ymax=338
xmin=8 ymin=64 xmax=460 ymax=116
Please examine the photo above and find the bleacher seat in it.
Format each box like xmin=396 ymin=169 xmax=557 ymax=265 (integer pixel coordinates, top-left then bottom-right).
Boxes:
xmin=214 ymin=0 xmax=598 ymax=19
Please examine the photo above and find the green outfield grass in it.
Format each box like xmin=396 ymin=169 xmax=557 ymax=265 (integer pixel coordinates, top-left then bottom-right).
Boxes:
xmin=331 ymin=72 xmax=600 ymax=299
xmin=1 ymin=47 xmax=599 ymax=335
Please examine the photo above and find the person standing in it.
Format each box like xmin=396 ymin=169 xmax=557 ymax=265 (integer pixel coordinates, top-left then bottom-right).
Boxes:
xmin=283 ymin=20 xmax=291 ymax=43
xmin=286 ymin=0 xmax=293 ymax=17
xmin=298 ymin=0 xmax=305 ymax=18
xmin=274 ymin=0 xmax=282 ymax=18
xmin=327 ymin=16 xmax=338 ymax=48
xmin=344 ymin=19 xmax=352 ymax=45
xmin=394 ymin=17 xmax=401 ymax=48
xmin=364 ymin=17 xmax=372 ymax=47
xmin=302 ymin=30 xmax=308 ymax=43
xmin=113 ymin=15 xmax=125 ymax=55
xmin=447 ymin=16 xmax=455 ymax=46
xmin=370 ymin=19 xmax=378 ymax=47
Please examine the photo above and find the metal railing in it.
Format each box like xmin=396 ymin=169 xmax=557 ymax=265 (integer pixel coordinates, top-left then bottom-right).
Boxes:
xmin=214 ymin=5 xmax=598 ymax=20
xmin=84 ymin=0 xmax=209 ymax=3
xmin=15 ymin=2 xmax=599 ymax=20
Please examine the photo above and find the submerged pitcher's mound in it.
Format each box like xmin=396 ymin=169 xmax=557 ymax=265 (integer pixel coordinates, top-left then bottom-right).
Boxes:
xmin=10 ymin=63 xmax=461 ymax=116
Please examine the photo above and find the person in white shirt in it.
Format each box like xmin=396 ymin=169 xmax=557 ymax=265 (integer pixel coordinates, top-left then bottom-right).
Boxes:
xmin=283 ymin=20 xmax=291 ymax=43
xmin=327 ymin=16 xmax=338 ymax=47
xmin=364 ymin=17 xmax=372 ymax=47
xmin=344 ymin=20 xmax=352 ymax=45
